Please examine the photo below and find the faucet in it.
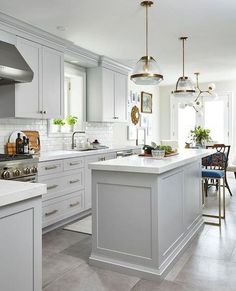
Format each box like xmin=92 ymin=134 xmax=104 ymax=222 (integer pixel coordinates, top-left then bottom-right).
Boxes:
xmin=72 ymin=131 xmax=86 ymax=149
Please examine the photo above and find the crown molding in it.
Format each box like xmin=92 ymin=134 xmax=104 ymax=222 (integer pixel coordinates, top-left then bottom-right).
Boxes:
xmin=65 ymin=43 xmax=99 ymax=67
xmin=0 ymin=12 xmax=70 ymax=51
xmin=99 ymin=56 xmax=132 ymax=74
xmin=0 ymin=12 xmax=131 ymax=71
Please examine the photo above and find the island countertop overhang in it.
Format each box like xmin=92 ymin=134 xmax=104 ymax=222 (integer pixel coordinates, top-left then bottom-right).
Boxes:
xmin=88 ymin=149 xmax=214 ymax=174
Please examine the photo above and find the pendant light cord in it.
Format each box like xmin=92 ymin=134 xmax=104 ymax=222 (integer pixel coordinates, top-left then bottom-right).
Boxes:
xmin=182 ymin=38 xmax=185 ymax=78
xmin=146 ymin=4 xmax=149 ymax=56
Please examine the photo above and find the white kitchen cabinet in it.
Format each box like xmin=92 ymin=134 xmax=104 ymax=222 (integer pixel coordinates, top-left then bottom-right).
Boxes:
xmin=87 ymin=67 xmax=128 ymax=122
xmin=42 ymin=46 xmax=64 ymax=119
xmin=0 ymin=37 xmax=64 ymax=119
xmin=15 ymin=38 xmax=41 ymax=118
xmin=84 ymin=152 xmax=116 ymax=210
xmin=0 ymin=197 xmax=42 ymax=291
xmin=38 ymin=157 xmax=85 ymax=228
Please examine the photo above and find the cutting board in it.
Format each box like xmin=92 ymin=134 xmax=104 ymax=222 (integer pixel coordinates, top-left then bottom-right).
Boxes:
xmin=138 ymin=152 xmax=179 ymax=158
xmin=23 ymin=131 xmax=40 ymax=153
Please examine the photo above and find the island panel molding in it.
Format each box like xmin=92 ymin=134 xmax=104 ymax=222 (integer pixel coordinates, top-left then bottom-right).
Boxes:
xmin=89 ymin=149 xmax=211 ymax=279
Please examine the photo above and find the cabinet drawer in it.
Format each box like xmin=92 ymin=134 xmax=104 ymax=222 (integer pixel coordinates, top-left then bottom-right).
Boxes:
xmin=64 ymin=157 xmax=84 ymax=171
xmin=38 ymin=176 xmax=64 ymax=201
xmin=42 ymin=191 xmax=84 ymax=227
xmin=64 ymin=169 xmax=84 ymax=191
xmin=38 ymin=160 xmax=63 ymax=176
xmin=39 ymin=169 xmax=84 ymax=201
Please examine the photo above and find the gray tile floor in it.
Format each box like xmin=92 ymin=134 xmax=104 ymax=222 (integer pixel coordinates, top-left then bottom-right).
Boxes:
xmin=43 ymin=174 xmax=236 ymax=291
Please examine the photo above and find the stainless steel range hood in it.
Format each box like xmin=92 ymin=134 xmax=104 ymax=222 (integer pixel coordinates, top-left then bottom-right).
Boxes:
xmin=0 ymin=40 xmax=33 ymax=85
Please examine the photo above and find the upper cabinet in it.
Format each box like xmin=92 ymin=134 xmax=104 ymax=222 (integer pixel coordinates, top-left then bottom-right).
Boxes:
xmin=0 ymin=37 xmax=64 ymax=119
xmin=87 ymin=64 xmax=129 ymax=122
xmin=42 ymin=46 xmax=64 ymax=119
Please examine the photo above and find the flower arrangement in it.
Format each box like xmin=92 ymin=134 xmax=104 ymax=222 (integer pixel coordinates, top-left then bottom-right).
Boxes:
xmin=190 ymin=126 xmax=211 ymax=147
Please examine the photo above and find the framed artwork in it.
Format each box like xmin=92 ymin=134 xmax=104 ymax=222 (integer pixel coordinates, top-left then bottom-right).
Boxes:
xmin=140 ymin=114 xmax=149 ymax=128
xmin=141 ymin=91 xmax=152 ymax=113
xmin=136 ymin=127 xmax=147 ymax=146
xmin=137 ymin=93 xmax=141 ymax=103
xmin=132 ymin=92 xmax=136 ymax=103
xmin=127 ymin=125 xmax=137 ymax=140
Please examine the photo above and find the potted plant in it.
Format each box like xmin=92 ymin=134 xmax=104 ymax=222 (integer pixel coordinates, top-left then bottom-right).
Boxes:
xmin=66 ymin=115 xmax=78 ymax=132
xmin=190 ymin=126 xmax=212 ymax=148
xmin=53 ymin=118 xmax=65 ymax=133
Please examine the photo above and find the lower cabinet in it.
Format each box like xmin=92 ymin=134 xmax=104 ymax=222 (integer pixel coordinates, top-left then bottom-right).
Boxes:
xmin=38 ymin=157 xmax=85 ymax=228
xmin=0 ymin=197 xmax=42 ymax=291
xmin=42 ymin=191 xmax=84 ymax=228
xmin=38 ymin=152 xmax=118 ymax=227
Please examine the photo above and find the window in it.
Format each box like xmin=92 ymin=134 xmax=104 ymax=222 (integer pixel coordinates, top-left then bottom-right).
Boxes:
xmin=171 ymin=92 xmax=232 ymax=148
xmin=49 ymin=63 xmax=86 ymax=134
xmin=64 ymin=63 xmax=86 ymax=128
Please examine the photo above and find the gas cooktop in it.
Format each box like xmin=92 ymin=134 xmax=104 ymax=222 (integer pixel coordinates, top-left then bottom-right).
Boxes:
xmin=0 ymin=154 xmax=33 ymax=162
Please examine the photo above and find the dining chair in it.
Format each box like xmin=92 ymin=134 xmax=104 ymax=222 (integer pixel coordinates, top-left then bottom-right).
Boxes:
xmin=201 ymin=144 xmax=231 ymax=226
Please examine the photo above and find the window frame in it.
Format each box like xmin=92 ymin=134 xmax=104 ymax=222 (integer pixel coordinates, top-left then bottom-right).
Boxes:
xmin=170 ymin=91 xmax=233 ymax=146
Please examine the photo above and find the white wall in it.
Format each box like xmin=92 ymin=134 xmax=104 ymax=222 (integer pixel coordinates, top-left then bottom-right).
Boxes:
xmin=112 ymin=81 xmax=160 ymax=146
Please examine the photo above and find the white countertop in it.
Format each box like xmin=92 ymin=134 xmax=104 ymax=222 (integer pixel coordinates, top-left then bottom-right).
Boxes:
xmin=89 ymin=149 xmax=214 ymax=174
xmin=38 ymin=146 xmax=141 ymax=162
xmin=0 ymin=180 xmax=47 ymax=208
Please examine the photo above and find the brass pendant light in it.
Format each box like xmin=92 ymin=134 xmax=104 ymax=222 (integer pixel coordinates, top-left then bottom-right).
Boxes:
xmin=130 ymin=0 xmax=163 ymax=85
xmin=172 ymin=37 xmax=195 ymax=97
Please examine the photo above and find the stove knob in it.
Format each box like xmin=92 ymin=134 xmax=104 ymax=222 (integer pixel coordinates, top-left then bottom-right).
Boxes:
xmin=31 ymin=167 xmax=38 ymax=174
xmin=13 ymin=169 xmax=21 ymax=177
xmin=24 ymin=168 xmax=31 ymax=175
xmin=2 ymin=170 xmax=11 ymax=179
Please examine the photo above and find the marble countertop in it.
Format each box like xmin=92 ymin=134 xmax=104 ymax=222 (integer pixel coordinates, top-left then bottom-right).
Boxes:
xmin=38 ymin=146 xmax=141 ymax=162
xmin=89 ymin=149 xmax=214 ymax=174
xmin=0 ymin=180 xmax=47 ymax=208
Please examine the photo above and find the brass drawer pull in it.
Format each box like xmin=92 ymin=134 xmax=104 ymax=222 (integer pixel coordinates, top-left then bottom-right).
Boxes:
xmin=69 ymin=162 xmax=81 ymax=166
xmin=45 ymin=165 xmax=58 ymax=170
xmin=69 ymin=201 xmax=80 ymax=208
xmin=45 ymin=209 xmax=58 ymax=216
xmin=69 ymin=179 xmax=80 ymax=184
xmin=99 ymin=157 xmax=106 ymax=161
xmin=47 ymin=185 xmax=58 ymax=190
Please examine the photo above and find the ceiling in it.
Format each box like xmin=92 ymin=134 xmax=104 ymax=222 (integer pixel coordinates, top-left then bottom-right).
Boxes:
xmin=0 ymin=0 xmax=236 ymax=86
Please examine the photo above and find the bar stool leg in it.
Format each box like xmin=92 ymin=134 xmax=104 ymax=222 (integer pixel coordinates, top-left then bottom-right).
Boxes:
xmin=222 ymin=177 xmax=226 ymax=219
xmin=203 ymin=178 xmax=223 ymax=226
xmin=218 ymin=178 xmax=221 ymax=226
xmin=202 ymin=179 xmax=205 ymax=206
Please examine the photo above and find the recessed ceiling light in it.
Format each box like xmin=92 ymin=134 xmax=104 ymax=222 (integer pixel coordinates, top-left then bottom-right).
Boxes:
xmin=56 ymin=26 xmax=66 ymax=31
xmin=70 ymin=60 xmax=79 ymax=64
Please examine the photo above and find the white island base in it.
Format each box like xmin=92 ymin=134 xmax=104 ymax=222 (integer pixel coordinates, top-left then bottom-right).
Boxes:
xmin=89 ymin=150 xmax=212 ymax=280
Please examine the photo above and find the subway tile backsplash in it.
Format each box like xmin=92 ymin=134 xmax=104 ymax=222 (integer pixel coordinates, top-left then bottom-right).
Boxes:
xmin=0 ymin=119 xmax=114 ymax=153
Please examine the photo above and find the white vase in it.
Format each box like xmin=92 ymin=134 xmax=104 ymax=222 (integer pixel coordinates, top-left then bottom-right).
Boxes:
xmin=69 ymin=125 xmax=74 ymax=132
xmin=56 ymin=125 xmax=62 ymax=133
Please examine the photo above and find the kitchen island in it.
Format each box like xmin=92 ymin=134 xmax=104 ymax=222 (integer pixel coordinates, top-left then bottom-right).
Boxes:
xmin=89 ymin=149 xmax=213 ymax=279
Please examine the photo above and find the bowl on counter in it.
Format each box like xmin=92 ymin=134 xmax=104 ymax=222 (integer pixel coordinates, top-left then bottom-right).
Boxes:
xmin=152 ymin=149 xmax=165 ymax=159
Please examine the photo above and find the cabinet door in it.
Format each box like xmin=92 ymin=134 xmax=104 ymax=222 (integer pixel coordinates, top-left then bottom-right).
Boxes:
xmin=114 ymin=72 xmax=127 ymax=122
xmin=102 ymin=68 xmax=115 ymax=122
xmin=0 ymin=198 xmax=42 ymax=291
xmin=15 ymin=38 xmax=41 ymax=118
xmin=42 ymin=47 xmax=64 ymax=119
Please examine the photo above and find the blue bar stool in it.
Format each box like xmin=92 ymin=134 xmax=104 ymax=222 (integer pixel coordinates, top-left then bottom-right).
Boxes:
xmin=202 ymin=144 xmax=230 ymax=226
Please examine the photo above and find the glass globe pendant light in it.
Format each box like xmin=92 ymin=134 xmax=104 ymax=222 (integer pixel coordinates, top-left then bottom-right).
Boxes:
xmin=130 ymin=1 xmax=163 ymax=85
xmin=172 ymin=37 xmax=195 ymax=97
